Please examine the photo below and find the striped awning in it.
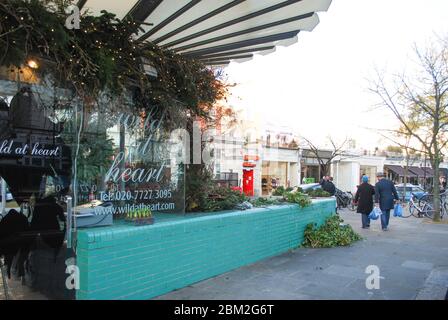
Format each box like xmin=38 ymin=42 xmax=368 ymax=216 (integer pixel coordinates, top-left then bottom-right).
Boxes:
xmin=440 ymin=168 xmax=448 ymax=178
xmin=408 ymin=166 xmax=426 ymax=177
xmin=422 ymin=167 xmax=434 ymax=178
xmin=385 ymin=165 xmax=417 ymax=178
xmin=77 ymin=0 xmax=332 ymax=66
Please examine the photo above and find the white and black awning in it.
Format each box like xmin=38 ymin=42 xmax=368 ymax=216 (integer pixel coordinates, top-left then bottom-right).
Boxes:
xmin=77 ymin=0 xmax=332 ymax=66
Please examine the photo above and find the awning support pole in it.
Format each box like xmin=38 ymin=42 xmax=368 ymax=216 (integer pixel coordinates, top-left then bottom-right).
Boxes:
xmin=1 ymin=178 xmax=6 ymax=215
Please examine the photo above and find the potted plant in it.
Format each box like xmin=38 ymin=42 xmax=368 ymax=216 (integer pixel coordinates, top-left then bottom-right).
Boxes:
xmin=271 ymin=186 xmax=293 ymax=199
xmin=306 ymin=189 xmax=331 ymax=199
xmin=125 ymin=207 xmax=154 ymax=226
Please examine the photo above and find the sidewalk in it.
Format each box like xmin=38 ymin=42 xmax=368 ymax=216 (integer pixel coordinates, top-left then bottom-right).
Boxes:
xmin=155 ymin=209 xmax=448 ymax=300
xmin=2 ymin=209 xmax=447 ymax=300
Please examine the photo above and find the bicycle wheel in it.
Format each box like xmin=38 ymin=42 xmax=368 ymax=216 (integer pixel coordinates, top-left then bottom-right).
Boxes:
xmin=336 ymin=196 xmax=342 ymax=209
xmin=442 ymin=201 xmax=448 ymax=219
xmin=422 ymin=202 xmax=435 ymax=219
xmin=401 ymin=203 xmax=413 ymax=218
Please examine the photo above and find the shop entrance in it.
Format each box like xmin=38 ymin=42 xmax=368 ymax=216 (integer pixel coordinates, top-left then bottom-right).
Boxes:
xmin=261 ymin=161 xmax=289 ymax=195
xmin=1 ymin=79 xmax=186 ymax=299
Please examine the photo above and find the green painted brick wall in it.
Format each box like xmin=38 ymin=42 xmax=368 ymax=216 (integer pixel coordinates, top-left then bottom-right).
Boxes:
xmin=76 ymin=199 xmax=335 ymax=300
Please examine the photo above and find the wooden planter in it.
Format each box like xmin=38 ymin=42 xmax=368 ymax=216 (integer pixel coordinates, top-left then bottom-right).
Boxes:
xmin=125 ymin=217 xmax=155 ymax=226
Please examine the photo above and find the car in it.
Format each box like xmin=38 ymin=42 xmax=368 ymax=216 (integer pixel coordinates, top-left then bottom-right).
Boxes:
xmin=395 ymin=184 xmax=426 ymax=202
xmin=296 ymin=183 xmax=322 ymax=193
xmin=0 ymin=182 xmax=13 ymax=202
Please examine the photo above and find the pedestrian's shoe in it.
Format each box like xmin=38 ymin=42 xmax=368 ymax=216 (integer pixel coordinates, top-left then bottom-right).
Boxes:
xmin=382 ymin=227 xmax=388 ymax=231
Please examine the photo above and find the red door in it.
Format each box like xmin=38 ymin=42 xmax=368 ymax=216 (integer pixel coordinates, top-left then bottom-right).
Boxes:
xmin=243 ymin=169 xmax=254 ymax=196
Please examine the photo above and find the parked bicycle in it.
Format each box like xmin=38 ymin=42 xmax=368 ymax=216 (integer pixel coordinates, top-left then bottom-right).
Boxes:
xmin=335 ymin=189 xmax=355 ymax=210
xmin=404 ymin=191 xmax=447 ymax=219
xmin=417 ymin=191 xmax=447 ymax=219
xmin=346 ymin=191 xmax=356 ymax=211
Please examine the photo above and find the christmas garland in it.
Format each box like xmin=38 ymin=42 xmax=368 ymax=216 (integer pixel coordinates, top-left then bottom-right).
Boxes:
xmin=0 ymin=1 xmax=235 ymax=214
xmin=0 ymin=0 xmax=226 ymax=117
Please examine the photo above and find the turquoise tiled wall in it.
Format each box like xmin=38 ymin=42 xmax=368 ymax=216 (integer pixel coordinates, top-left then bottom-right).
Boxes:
xmin=76 ymin=199 xmax=335 ymax=300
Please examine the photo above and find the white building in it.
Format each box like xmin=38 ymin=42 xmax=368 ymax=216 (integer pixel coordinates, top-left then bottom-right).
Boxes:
xmin=331 ymin=151 xmax=447 ymax=192
xmin=211 ymin=125 xmax=301 ymax=196
xmin=331 ymin=154 xmax=385 ymax=192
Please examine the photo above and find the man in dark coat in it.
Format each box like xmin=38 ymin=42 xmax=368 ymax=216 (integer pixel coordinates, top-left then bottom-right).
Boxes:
xmin=354 ymin=175 xmax=375 ymax=228
xmin=374 ymin=172 xmax=399 ymax=231
xmin=327 ymin=177 xmax=336 ymax=196
xmin=320 ymin=175 xmax=336 ymax=196
xmin=320 ymin=175 xmax=337 ymax=213
xmin=319 ymin=176 xmax=328 ymax=187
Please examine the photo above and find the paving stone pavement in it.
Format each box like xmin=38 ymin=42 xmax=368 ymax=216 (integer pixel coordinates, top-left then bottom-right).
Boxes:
xmin=0 ymin=273 xmax=48 ymax=300
xmin=155 ymin=209 xmax=448 ymax=300
xmin=2 ymin=209 xmax=447 ymax=300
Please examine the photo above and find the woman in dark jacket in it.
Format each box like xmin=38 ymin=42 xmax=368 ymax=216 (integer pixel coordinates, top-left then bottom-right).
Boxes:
xmin=354 ymin=175 xmax=375 ymax=229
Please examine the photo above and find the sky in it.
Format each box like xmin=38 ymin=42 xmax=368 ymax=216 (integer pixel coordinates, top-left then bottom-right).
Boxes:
xmin=224 ymin=0 xmax=448 ymax=151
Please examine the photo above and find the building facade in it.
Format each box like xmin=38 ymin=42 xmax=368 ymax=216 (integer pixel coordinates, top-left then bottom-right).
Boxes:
xmin=330 ymin=151 xmax=446 ymax=192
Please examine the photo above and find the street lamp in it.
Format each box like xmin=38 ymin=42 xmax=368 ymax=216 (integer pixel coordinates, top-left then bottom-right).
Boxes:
xmin=26 ymin=59 xmax=39 ymax=69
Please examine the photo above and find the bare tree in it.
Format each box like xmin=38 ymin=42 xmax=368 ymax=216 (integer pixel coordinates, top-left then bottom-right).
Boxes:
xmin=387 ymin=131 xmax=414 ymax=201
xmin=302 ymin=136 xmax=348 ymax=178
xmin=369 ymin=39 xmax=448 ymax=221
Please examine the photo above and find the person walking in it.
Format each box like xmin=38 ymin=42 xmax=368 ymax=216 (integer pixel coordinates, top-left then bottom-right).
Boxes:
xmin=374 ymin=172 xmax=399 ymax=231
xmin=354 ymin=175 xmax=375 ymax=229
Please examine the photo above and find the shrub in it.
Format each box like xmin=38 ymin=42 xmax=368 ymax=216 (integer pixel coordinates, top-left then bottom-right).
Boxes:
xmin=272 ymin=186 xmax=285 ymax=196
xmin=302 ymin=215 xmax=362 ymax=248
xmin=284 ymin=191 xmax=312 ymax=208
xmin=306 ymin=189 xmax=331 ymax=198
xmin=185 ymin=165 xmax=247 ymax=212
xmin=272 ymin=186 xmax=294 ymax=196
xmin=250 ymin=197 xmax=281 ymax=207
xmin=198 ymin=185 xmax=247 ymax=212
xmin=231 ymin=186 xmax=243 ymax=193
